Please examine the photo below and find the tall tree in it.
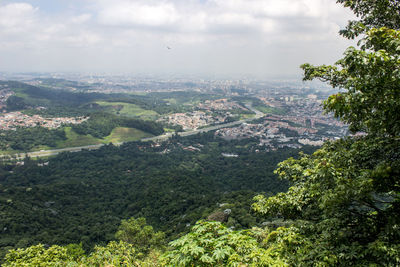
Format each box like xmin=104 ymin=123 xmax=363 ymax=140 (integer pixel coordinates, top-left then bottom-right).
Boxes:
xmin=337 ymin=0 xmax=400 ymax=38
xmin=253 ymin=0 xmax=400 ymax=265
xmin=115 ymin=217 xmax=165 ymax=257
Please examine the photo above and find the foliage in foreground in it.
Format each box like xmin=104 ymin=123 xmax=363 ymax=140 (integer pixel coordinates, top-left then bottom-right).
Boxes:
xmin=252 ymin=0 xmax=400 ymax=265
xmin=162 ymin=220 xmax=271 ymax=266
xmin=3 ymin=218 xmax=162 ymax=267
xmin=3 ymin=220 xmax=309 ymax=267
xmin=253 ymin=137 xmax=400 ymax=265
xmin=115 ymin=217 xmax=166 ymax=257
xmin=3 ymin=241 xmax=147 ymax=267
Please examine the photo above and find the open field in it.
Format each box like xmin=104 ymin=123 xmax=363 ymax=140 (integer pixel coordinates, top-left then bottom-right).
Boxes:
xmin=102 ymin=127 xmax=153 ymax=143
xmin=57 ymin=127 xmax=102 ymax=148
xmin=253 ymin=105 xmax=286 ymax=115
xmin=58 ymin=126 xmax=153 ymax=148
xmin=0 ymin=126 xmax=155 ymax=156
xmin=1 ymin=127 xmax=152 ymax=159
xmin=95 ymin=101 xmax=158 ymax=119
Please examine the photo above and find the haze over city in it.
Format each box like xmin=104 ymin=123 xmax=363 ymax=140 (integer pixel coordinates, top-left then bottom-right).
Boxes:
xmin=0 ymin=0 xmax=356 ymax=78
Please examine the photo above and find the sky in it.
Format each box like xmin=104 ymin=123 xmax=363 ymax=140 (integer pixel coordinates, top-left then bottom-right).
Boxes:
xmin=0 ymin=0 xmax=357 ymax=78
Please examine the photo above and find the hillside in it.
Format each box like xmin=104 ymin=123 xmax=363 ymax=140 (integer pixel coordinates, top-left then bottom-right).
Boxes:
xmin=0 ymin=81 xmax=171 ymax=153
xmin=0 ymin=132 xmax=316 ymax=259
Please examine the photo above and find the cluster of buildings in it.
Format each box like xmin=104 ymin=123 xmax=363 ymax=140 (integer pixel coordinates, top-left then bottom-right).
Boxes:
xmin=197 ymin=99 xmax=247 ymax=111
xmin=159 ymin=99 xmax=252 ymax=130
xmin=0 ymin=88 xmax=14 ymax=112
xmin=257 ymin=96 xmax=284 ymax=108
xmin=159 ymin=110 xmax=231 ymax=130
xmin=158 ymin=93 xmax=348 ymax=151
xmin=215 ymin=103 xmax=348 ymax=151
xmin=0 ymin=112 xmax=88 ymax=130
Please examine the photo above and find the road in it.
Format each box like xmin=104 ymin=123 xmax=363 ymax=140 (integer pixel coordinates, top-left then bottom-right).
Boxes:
xmin=1 ymin=104 xmax=264 ymax=160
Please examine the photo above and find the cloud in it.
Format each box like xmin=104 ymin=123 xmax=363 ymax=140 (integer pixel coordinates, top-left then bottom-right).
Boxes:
xmin=70 ymin=14 xmax=92 ymax=24
xmin=0 ymin=0 xmax=356 ymax=76
xmin=211 ymin=0 xmax=308 ymax=17
xmin=0 ymin=2 xmax=100 ymax=49
xmin=0 ymin=1 xmax=354 ymax=45
xmin=92 ymin=0 xmax=354 ymax=40
xmin=0 ymin=3 xmax=37 ymax=33
xmin=98 ymin=1 xmax=178 ymax=27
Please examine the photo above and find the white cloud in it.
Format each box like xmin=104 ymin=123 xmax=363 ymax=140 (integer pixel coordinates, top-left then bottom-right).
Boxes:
xmin=211 ymin=0 xmax=306 ymax=17
xmin=97 ymin=1 xmax=178 ymax=27
xmin=92 ymin=0 xmax=354 ymax=39
xmin=0 ymin=0 xmax=357 ymax=76
xmin=0 ymin=3 xmax=37 ymax=33
xmin=63 ymin=31 xmax=102 ymax=47
xmin=210 ymin=0 xmax=351 ymax=19
xmin=0 ymin=2 xmax=99 ymax=49
xmin=70 ymin=14 xmax=92 ymax=24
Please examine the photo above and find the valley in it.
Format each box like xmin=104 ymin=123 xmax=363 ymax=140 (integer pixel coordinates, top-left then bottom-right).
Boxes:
xmin=0 ymin=78 xmax=346 ymax=158
xmin=0 ymin=76 xmax=341 ymax=260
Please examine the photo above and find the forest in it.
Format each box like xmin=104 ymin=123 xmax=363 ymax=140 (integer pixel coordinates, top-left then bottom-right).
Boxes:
xmin=0 ymin=132 xmax=315 ymax=262
xmin=1 ymin=80 xmax=214 ymax=118
xmin=1 ymin=0 xmax=400 ymax=266
xmin=0 ymin=127 xmax=66 ymax=151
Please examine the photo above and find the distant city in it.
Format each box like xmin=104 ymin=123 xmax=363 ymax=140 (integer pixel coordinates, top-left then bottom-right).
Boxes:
xmin=0 ymin=72 xmax=347 ymax=154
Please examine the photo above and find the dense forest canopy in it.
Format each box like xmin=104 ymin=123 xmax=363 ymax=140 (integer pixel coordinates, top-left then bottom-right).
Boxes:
xmin=0 ymin=132 xmax=315 ymax=263
xmin=1 ymin=80 xmax=206 ymax=117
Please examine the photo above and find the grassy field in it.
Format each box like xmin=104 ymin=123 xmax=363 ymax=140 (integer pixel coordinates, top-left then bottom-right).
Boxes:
xmin=0 ymin=126 xmax=154 ymax=157
xmin=0 ymin=150 xmax=14 ymax=156
xmin=239 ymin=114 xmax=256 ymax=120
xmin=102 ymin=127 xmax=152 ymax=143
xmin=57 ymin=127 xmax=102 ymax=148
xmin=58 ymin=126 xmax=153 ymax=148
xmin=95 ymin=101 xmax=158 ymax=120
xmin=253 ymin=105 xmax=287 ymax=115
xmin=164 ymin=98 xmax=178 ymax=105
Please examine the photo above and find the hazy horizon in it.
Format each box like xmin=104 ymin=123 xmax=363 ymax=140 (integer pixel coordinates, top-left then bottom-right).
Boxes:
xmin=0 ymin=0 xmax=356 ymax=78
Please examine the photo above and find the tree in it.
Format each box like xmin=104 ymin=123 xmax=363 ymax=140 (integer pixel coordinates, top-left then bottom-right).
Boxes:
xmin=253 ymin=0 xmax=400 ymax=265
xmin=115 ymin=217 xmax=165 ymax=257
xmin=336 ymin=0 xmax=400 ymax=38
xmin=162 ymin=220 xmax=281 ymax=266
xmin=80 ymin=241 xmax=139 ymax=266
xmin=302 ymin=27 xmax=400 ymax=136
xmin=3 ymin=244 xmax=73 ymax=267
